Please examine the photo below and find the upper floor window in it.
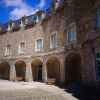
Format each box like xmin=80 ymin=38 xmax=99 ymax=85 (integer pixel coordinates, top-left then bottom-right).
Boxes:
xmin=5 ymin=45 xmax=11 ymax=56
xmin=68 ymin=23 xmax=76 ymax=43
xmin=35 ymin=39 xmax=43 ymax=52
xmin=37 ymin=14 xmax=42 ymax=22
xmin=8 ymin=24 xmax=12 ymax=31
xmin=19 ymin=42 xmax=25 ymax=54
xmin=95 ymin=7 xmax=100 ymax=28
xmin=96 ymin=53 xmax=100 ymax=79
xmin=50 ymin=34 xmax=57 ymax=49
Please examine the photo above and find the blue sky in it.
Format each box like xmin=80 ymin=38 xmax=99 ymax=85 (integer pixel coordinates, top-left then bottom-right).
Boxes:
xmin=0 ymin=0 xmax=52 ymax=23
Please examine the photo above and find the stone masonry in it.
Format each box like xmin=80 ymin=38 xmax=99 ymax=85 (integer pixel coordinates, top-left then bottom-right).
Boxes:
xmin=0 ymin=0 xmax=100 ymax=88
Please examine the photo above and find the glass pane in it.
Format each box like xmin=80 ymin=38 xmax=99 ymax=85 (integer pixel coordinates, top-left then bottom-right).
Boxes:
xmin=68 ymin=24 xmax=76 ymax=43
xmin=37 ymin=39 xmax=42 ymax=50
xmin=97 ymin=60 xmax=100 ymax=66
xmin=51 ymin=34 xmax=56 ymax=48
xmin=96 ymin=53 xmax=100 ymax=58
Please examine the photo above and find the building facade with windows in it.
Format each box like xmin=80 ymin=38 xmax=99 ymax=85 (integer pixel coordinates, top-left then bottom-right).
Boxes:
xmin=0 ymin=0 xmax=100 ymax=88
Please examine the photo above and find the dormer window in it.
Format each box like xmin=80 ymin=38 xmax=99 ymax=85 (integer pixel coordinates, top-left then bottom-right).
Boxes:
xmin=21 ymin=16 xmax=27 ymax=27
xmin=12 ymin=22 xmax=15 ymax=28
xmin=36 ymin=10 xmax=45 ymax=22
xmin=8 ymin=24 xmax=12 ymax=31
xmin=55 ymin=0 xmax=59 ymax=9
xmin=37 ymin=14 xmax=42 ymax=22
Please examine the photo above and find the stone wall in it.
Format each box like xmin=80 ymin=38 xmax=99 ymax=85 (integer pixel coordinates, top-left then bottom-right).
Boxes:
xmin=0 ymin=0 xmax=100 ymax=86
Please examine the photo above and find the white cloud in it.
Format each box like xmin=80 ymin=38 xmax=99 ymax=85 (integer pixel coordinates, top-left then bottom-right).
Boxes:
xmin=38 ymin=0 xmax=45 ymax=9
xmin=3 ymin=0 xmax=22 ymax=7
xmin=10 ymin=7 xmax=38 ymax=20
xmin=3 ymin=0 xmax=45 ymax=20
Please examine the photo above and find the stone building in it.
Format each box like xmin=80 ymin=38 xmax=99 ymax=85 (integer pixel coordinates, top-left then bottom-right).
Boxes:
xmin=0 ymin=0 xmax=100 ymax=87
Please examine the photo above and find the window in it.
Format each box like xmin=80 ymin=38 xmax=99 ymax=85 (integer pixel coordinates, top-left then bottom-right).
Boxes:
xmin=5 ymin=45 xmax=11 ymax=56
xmin=21 ymin=19 xmax=27 ymax=27
xmin=19 ymin=42 xmax=25 ymax=54
xmin=50 ymin=34 xmax=57 ymax=49
xmin=7 ymin=24 xmax=12 ymax=31
xmin=95 ymin=7 xmax=100 ymax=28
xmin=68 ymin=23 xmax=76 ymax=43
xmin=37 ymin=14 xmax=42 ymax=22
xmin=35 ymin=39 xmax=42 ymax=52
xmin=96 ymin=53 xmax=100 ymax=79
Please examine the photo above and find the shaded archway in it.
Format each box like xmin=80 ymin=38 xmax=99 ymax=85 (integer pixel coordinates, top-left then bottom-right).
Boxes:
xmin=0 ymin=61 xmax=10 ymax=80
xmin=65 ymin=53 xmax=82 ymax=84
xmin=31 ymin=59 xmax=43 ymax=81
xmin=15 ymin=60 xmax=26 ymax=81
xmin=46 ymin=57 xmax=60 ymax=83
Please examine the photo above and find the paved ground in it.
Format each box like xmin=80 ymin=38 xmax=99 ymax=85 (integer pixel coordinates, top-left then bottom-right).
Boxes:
xmin=0 ymin=80 xmax=77 ymax=100
xmin=0 ymin=80 xmax=100 ymax=100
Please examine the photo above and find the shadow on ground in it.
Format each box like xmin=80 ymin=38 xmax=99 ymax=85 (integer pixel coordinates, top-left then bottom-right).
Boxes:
xmin=57 ymin=83 xmax=100 ymax=100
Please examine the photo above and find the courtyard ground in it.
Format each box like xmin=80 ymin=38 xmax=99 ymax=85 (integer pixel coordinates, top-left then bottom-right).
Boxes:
xmin=0 ymin=80 xmax=100 ymax=100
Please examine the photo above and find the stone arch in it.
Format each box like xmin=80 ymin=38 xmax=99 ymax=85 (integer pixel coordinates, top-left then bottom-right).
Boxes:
xmin=15 ymin=60 xmax=26 ymax=81
xmin=0 ymin=61 xmax=10 ymax=80
xmin=46 ymin=56 xmax=60 ymax=83
xmin=31 ymin=59 xmax=43 ymax=81
xmin=65 ymin=53 xmax=82 ymax=84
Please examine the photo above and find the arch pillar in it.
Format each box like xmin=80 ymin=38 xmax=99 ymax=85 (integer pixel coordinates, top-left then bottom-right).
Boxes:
xmin=42 ymin=62 xmax=47 ymax=83
xmin=10 ymin=62 xmax=16 ymax=81
xmin=25 ymin=62 xmax=33 ymax=82
xmin=60 ymin=57 xmax=65 ymax=84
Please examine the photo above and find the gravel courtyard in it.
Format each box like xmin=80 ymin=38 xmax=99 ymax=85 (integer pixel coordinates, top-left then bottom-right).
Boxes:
xmin=0 ymin=80 xmax=77 ymax=100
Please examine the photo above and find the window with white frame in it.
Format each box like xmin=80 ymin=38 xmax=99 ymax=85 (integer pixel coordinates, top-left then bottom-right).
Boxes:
xmin=19 ymin=42 xmax=25 ymax=54
xmin=95 ymin=7 xmax=100 ymax=28
xmin=35 ymin=39 xmax=42 ymax=52
xmin=96 ymin=53 xmax=100 ymax=79
xmin=68 ymin=23 xmax=76 ymax=43
xmin=21 ymin=18 xmax=27 ymax=27
xmin=5 ymin=45 xmax=11 ymax=56
xmin=38 ymin=14 xmax=42 ymax=22
xmin=7 ymin=24 xmax=12 ymax=31
xmin=50 ymin=34 xmax=57 ymax=49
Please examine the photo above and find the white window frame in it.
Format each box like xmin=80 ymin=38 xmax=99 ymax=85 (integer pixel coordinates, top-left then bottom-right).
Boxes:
xmin=7 ymin=24 xmax=12 ymax=31
xmin=19 ymin=42 xmax=26 ymax=55
xmin=35 ymin=38 xmax=43 ymax=52
xmin=50 ymin=33 xmax=57 ymax=49
xmin=20 ymin=18 xmax=27 ymax=27
xmin=5 ymin=45 xmax=11 ymax=56
xmin=67 ymin=22 xmax=77 ymax=44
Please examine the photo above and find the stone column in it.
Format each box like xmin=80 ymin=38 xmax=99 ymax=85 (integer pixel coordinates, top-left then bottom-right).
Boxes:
xmin=60 ymin=57 xmax=65 ymax=84
xmin=10 ymin=63 xmax=16 ymax=81
xmin=42 ymin=63 xmax=47 ymax=83
xmin=25 ymin=62 xmax=33 ymax=82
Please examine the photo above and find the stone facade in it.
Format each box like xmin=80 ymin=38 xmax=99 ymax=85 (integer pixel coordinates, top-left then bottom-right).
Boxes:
xmin=0 ymin=0 xmax=100 ymax=87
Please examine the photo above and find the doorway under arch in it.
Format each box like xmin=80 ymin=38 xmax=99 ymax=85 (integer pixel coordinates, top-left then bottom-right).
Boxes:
xmin=31 ymin=59 xmax=43 ymax=81
xmin=46 ymin=57 xmax=60 ymax=83
xmin=65 ymin=53 xmax=82 ymax=84
xmin=0 ymin=61 xmax=10 ymax=80
xmin=15 ymin=60 xmax=26 ymax=81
